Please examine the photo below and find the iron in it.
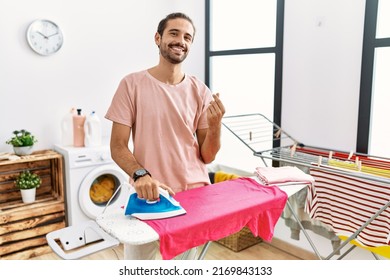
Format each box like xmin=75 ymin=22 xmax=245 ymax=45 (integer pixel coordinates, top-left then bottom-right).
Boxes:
xmin=124 ymin=186 xmax=186 ymax=220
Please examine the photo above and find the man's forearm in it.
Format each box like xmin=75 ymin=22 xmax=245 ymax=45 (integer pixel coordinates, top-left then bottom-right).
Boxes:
xmin=110 ymin=143 xmax=143 ymax=179
xmin=200 ymin=125 xmax=221 ymax=164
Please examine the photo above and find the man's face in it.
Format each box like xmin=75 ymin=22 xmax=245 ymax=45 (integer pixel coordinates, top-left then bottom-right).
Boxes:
xmin=156 ymin=18 xmax=194 ymax=64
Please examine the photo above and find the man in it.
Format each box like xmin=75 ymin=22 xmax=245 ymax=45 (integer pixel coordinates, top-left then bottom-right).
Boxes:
xmin=105 ymin=12 xmax=225 ymax=259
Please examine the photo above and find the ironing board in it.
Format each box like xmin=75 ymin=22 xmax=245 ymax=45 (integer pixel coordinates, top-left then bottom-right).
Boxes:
xmin=95 ymin=178 xmax=307 ymax=260
xmin=46 ymin=177 xmax=308 ymax=260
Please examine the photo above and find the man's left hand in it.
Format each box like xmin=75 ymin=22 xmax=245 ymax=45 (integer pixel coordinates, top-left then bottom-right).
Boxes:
xmin=207 ymin=93 xmax=225 ymax=128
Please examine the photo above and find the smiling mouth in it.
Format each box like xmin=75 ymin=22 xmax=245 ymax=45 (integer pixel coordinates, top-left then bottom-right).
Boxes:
xmin=170 ymin=45 xmax=186 ymax=54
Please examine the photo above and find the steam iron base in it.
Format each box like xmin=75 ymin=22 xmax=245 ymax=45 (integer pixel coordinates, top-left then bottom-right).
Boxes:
xmin=124 ymin=187 xmax=186 ymax=220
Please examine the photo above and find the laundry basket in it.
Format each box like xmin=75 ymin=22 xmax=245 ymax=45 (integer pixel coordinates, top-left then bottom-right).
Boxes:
xmin=216 ymin=227 xmax=262 ymax=252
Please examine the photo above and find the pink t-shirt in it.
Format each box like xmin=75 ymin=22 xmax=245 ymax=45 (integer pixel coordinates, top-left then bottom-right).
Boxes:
xmin=105 ymin=70 xmax=213 ymax=192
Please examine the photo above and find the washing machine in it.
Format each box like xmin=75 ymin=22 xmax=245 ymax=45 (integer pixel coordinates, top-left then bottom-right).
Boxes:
xmin=55 ymin=144 xmax=130 ymax=226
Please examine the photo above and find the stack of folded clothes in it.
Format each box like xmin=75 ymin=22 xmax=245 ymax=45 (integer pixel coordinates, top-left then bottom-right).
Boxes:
xmin=255 ymin=165 xmax=314 ymax=186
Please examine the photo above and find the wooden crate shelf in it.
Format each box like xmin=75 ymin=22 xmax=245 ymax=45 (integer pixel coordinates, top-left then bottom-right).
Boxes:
xmin=0 ymin=150 xmax=65 ymax=259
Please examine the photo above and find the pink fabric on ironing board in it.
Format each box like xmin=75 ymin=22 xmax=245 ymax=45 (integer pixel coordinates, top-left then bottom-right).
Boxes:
xmin=144 ymin=177 xmax=288 ymax=260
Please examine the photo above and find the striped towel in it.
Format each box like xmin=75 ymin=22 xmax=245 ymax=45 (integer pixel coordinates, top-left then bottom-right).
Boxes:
xmin=306 ymin=165 xmax=390 ymax=251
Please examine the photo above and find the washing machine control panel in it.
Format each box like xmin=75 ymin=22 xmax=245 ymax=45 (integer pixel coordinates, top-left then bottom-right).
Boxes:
xmin=61 ymin=146 xmax=114 ymax=169
xmin=98 ymin=153 xmax=108 ymax=161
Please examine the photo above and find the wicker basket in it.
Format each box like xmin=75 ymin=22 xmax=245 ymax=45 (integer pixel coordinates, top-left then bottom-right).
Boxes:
xmin=216 ymin=227 xmax=262 ymax=252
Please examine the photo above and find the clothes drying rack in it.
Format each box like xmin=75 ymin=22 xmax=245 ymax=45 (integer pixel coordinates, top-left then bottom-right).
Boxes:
xmin=222 ymin=113 xmax=390 ymax=260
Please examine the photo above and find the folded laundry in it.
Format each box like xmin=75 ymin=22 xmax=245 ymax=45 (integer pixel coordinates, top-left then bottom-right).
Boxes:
xmin=255 ymin=166 xmax=314 ymax=186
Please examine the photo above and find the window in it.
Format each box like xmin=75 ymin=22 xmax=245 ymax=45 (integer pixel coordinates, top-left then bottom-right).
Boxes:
xmin=369 ymin=47 xmax=390 ymax=157
xmin=210 ymin=0 xmax=277 ymax=50
xmin=358 ymin=0 xmax=390 ymax=157
xmin=376 ymin=0 xmax=390 ymax=38
xmin=206 ymin=0 xmax=283 ymax=124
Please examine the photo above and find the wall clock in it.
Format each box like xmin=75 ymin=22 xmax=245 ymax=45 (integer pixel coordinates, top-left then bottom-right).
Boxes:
xmin=26 ymin=19 xmax=63 ymax=56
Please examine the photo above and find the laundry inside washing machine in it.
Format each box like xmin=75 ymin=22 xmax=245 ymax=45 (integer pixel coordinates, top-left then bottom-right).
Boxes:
xmin=89 ymin=174 xmax=119 ymax=205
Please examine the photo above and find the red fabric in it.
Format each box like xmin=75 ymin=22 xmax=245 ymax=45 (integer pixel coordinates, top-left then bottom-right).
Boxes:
xmin=144 ymin=177 xmax=288 ymax=260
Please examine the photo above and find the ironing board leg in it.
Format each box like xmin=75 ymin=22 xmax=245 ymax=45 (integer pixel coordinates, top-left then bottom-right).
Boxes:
xmin=180 ymin=250 xmax=191 ymax=260
xmin=197 ymin=241 xmax=212 ymax=260
xmin=286 ymin=200 xmax=323 ymax=260
xmin=123 ymin=242 xmax=159 ymax=260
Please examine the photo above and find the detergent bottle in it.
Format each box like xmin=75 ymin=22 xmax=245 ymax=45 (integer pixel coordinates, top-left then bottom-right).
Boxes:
xmin=73 ymin=108 xmax=86 ymax=147
xmin=61 ymin=108 xmax=76 ymax=146
xmin=84 ymin=111 xmax=102 ymax=147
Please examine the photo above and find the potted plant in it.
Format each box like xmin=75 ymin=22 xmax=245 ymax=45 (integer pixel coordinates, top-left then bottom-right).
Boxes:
xmin=6 ymin=129 xmax=38 ymax=155
xmin=15 ymin=170 xmax=41 ymax=203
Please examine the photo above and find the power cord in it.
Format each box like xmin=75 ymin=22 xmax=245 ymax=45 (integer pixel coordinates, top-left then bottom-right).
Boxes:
xmin=102 ymin=182 xmax=131 ymax=214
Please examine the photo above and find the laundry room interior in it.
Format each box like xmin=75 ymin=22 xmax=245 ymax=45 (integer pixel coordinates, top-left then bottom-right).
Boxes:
xmin=1 ymin=0 xmax=390 ymax=263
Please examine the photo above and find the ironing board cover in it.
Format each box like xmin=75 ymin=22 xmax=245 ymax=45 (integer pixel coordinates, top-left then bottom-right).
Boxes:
xmin=144 ymin=177 xmax=288 ymax=260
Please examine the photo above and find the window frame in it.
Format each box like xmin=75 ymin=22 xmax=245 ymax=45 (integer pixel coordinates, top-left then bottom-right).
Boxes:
xmin=205 ymin=0 xmax=285 ymax=126
xmin=357 ymin=0 xmax=390 ymax=154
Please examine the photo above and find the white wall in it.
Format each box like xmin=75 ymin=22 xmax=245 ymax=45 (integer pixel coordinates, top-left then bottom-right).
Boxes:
xmin=0 ymin=0 xmax=205 ymax=151
xmin=282 ymin=0 xmax=365 ymax=151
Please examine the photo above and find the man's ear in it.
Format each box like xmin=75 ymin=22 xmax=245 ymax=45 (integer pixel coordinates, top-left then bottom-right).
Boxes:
xmin=154 ymin=32 xmax=161 ymax=48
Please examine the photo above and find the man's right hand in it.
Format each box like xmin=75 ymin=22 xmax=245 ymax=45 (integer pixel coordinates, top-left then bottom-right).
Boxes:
xmin=133 ymin=176 xmax=175 ymax=201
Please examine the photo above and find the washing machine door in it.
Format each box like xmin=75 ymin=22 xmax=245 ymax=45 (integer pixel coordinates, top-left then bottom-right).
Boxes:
xmin=78 ymin=164 xmax=129 ymax=220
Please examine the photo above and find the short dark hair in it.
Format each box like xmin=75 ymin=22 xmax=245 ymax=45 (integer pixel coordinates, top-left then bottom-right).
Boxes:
xmin=157 ymin=12 xmax=196 ymax=40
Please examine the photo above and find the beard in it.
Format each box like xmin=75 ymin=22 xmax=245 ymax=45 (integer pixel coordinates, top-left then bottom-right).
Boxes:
xmin=159 ymin=43 xmax=189 ymax=64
